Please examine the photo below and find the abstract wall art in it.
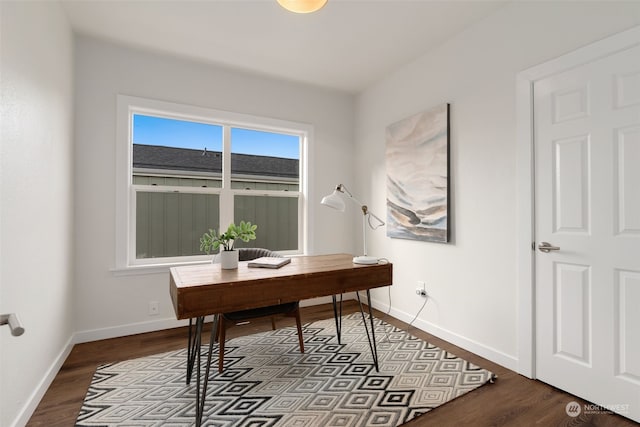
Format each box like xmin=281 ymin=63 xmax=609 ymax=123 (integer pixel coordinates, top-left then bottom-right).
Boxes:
xmin=385 ymin=103 xmax=450 ymax=243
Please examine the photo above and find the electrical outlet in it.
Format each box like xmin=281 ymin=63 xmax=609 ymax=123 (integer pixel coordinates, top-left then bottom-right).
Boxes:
xmin=148 ymin=301 xmax=159 ymax=316
xmin=415 ymin=287 xmax=427 ymax=296
xmin=415 ymin=281 xmax=427 ymax=297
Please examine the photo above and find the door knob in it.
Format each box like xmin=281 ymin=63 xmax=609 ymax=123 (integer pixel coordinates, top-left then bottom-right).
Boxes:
xmin=538 ymin=242 xmax=560 ymax=253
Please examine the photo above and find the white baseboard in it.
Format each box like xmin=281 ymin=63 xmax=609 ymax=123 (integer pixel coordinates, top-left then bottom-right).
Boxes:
xmin=363 ymin=292 xmax=519 ymax=372
xmin=73 ymin=317 xmax=190 ymax=344
xmin=73 ymin=297 xmax=348 ymax=344
xmin=300 ymin=294 xmax=354 ymax=307
xmin=11 ymin=335 xmax=74 ymax=427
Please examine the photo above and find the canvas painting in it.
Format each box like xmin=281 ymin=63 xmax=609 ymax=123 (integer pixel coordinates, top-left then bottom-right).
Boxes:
xmin=386 ymin=103 xmax=449 ymax=243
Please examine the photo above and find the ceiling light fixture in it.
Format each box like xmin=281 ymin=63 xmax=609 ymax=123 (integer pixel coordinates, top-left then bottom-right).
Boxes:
xmin=277 ymin=0 xmax=327 ymax=14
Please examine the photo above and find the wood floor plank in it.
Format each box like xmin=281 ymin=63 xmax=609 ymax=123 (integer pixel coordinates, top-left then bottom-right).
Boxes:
xmin=27 ymin=301 xmax=635 ymax=426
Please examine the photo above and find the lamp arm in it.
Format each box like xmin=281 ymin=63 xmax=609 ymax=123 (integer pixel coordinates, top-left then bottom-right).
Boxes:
xmin=324 ymin=183 xmax=385 ymax=264
xmin=336 ymin=184 xmax=364 ymax=208
xmin=336 ymin=184 xmax=385 ymax=229
xmin=365 ymin=209 xmax=385 ymax=229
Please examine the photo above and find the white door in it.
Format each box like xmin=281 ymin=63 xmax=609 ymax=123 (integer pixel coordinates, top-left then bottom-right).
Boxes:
xmin=534 ymin=42 xmax=640 ymax=422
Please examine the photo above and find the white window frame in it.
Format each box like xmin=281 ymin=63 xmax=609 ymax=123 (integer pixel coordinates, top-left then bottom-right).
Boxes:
xmin=114 ymin=95 xmax=312 ymax=274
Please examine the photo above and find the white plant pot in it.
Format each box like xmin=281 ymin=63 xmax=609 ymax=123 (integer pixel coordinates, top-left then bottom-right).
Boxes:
xmin=220 ymin=250 xmax=239 ymax=270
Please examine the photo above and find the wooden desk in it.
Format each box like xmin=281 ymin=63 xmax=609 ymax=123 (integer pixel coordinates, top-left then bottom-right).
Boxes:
xmin=170 ymin=253 xmax=393 ymax=318
xmin=169 ymin=253 xmax=393 ymax=427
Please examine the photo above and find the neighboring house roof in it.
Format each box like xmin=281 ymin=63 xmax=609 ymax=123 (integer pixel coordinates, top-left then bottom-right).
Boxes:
xmin=133 ymin=144 xmax=299 ymax=179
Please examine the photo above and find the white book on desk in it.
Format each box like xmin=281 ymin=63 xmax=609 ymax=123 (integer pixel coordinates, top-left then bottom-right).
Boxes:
xmin=247 ymin=257 xmax=291 ymax=269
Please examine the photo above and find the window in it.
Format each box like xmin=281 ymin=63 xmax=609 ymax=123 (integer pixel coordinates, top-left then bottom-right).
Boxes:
xmin=116 ymin=96 xmax=310 ymax=270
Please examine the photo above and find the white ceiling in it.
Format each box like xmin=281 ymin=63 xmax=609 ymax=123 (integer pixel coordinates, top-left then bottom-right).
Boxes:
xmin=60 ymin=0 xmax=507 ymax=93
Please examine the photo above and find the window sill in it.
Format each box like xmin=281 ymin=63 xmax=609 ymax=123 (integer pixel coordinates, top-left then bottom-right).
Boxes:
xmin=111 ymin=250 xmax=304 ymax=277
xmin=110 ymin=260 xmax=211 ymax=277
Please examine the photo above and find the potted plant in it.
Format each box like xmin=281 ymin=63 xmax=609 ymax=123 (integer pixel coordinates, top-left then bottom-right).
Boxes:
xmin=200 ymin=221 xmax=257 ymax=269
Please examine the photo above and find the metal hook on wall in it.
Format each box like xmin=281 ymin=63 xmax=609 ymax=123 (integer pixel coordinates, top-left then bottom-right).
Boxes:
xmin=0 ymin=313 xmax=25 ymax=336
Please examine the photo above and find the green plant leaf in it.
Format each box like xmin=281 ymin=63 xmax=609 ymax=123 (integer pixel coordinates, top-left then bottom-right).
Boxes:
xmin=200 ymin=221 xmax=257 ymax=254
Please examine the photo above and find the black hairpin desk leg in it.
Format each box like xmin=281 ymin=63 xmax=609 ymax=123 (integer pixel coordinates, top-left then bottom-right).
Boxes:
xmin=195 ymin=317 xmax=217 ymax=427
xmin=186 ymin=318 xmax=196 ymax=385
xmin=186 ymin=315 xmax=219 ymax=385
xmin=356 ymin=290 xmax=379 ymax=372
xmin=332 ymin=294 xmax=343 ymax=344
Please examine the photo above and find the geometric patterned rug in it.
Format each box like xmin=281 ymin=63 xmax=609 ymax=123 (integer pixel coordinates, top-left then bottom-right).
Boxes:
xmin=76 ymin=313 xmax=495 ymax=426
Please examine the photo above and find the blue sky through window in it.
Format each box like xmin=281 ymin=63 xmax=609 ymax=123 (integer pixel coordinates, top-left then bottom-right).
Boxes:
xmin=133 ymin=114 xmax=299 ymax=159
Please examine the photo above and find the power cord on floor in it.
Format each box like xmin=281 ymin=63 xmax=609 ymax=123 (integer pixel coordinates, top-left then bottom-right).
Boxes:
xmin=379 ymin=268 xmax=430 ymax=338
xmin=407 ymin=295 xmax=428 ymax=334
xmin=365 ymin=259 xmax=429 ymax=341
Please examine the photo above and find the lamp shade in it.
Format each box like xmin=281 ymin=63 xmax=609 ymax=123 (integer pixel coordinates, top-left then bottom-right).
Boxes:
xmin=321 ymin=190 xmax=345 ymax=212
xmin=277 ymin=0 xmax=327 ymax=13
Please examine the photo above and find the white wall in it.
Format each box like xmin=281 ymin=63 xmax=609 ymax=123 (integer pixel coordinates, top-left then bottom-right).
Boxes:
xmin=0 ymin=2 xmax=75 ymax=426
xmin=73 ymin=36 xmax=355 ymax=338
xmin=356 ymin=1 xmax=640 ymax=370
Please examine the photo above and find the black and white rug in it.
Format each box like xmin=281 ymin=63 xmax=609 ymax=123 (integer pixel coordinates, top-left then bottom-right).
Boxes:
xmin=77 ymin=313 xmax=495 ymax=426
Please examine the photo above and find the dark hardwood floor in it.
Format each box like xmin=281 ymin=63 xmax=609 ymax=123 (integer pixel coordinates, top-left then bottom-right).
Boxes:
xmin=28 ymin=301 xmax=634 ymax=427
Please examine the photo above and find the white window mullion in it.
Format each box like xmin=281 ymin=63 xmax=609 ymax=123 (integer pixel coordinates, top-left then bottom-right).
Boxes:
xmin=220 ymin=125 xmax=234 ymax=230
xmin=232 ymin=189 xmax=300 ymax=198
xmin=299 ymin=133 xmax=310 ymax=255
xmin=131 ymin=185 xmax=221 ymax=195
xmin=129 ymin=186 xmax=137 ymax=266
xmin=298 ymin=192 xmax=305 ymax=255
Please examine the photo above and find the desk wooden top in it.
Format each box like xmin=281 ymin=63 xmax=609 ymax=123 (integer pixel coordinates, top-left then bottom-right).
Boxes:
xmin=170 ymin=253 xmax=392 ymax=319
